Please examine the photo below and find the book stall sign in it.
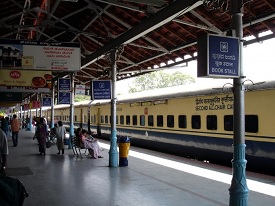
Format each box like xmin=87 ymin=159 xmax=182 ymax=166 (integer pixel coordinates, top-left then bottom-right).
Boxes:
xmin=58 ymin=92 xmax=71 ymax=104
xmin=0 ymin=70 xmax=52 ymax=88
xmin=42 ymin=97 xmax=52 ymax=107
xmin=0 ymin=39 xmax=80 ymax=71
xmin=197 ymin=33 xmax=240 ymax=78
xmin=91 ymin=80 xmax=111 ymax=100
xmin=58 ymin=78 xmax=71 ymax=91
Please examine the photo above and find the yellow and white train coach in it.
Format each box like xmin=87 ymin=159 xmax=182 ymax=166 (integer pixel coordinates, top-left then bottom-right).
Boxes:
xmin=45 ymin=80 xmax=275 ymax=174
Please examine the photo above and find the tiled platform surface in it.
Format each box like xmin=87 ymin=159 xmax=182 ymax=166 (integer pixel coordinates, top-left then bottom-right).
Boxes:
xmin=4 ymin=129 xmax=275 ymax=206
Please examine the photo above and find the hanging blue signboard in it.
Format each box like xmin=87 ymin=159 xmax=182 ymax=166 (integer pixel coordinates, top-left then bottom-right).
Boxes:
xmin=197 ymin=34 xmax=240 ymax=78
xmin=58 ymin=92 xmax=71 ymax=104
xmin=91 ymin=80 xmax=111 ymax=100
xmin=42 ymin=97 xmax=52 ymax=107
xmin=58 ymin=78 xmax=71 ymax=91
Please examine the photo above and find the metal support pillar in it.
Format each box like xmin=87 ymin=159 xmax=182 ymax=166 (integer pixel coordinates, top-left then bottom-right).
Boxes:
xmin=229 ymin=1 xmax=249 ymax=205
xmin=40 ymin=93 xmax=43 ymax=117
xmin=29 ymin=97 xmax=32 ymax=131
xmin=68 ymin=73 xmax=74 ymax=149
xmin=109 ymin=49 xmax=119 ymax=167
xmin=87 ymin=101 xmax=93 ymax=134
xmin=36 ymin=93 xmax=39 ymax=117
xmin=51 ymin=83 xmax=55 ymax=129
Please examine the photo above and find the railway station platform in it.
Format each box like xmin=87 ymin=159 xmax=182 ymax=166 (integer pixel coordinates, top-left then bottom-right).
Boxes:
xmin=3 ymin=129 xmax=275 ymax=206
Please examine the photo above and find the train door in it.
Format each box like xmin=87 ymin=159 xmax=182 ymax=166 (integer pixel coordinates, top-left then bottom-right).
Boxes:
xmin=97 ymin=107 xmax=101 ymax=136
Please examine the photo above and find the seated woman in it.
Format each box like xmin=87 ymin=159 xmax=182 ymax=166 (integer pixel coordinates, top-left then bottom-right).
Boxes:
xmin=79 ymin=129 xmax=103 ymax=159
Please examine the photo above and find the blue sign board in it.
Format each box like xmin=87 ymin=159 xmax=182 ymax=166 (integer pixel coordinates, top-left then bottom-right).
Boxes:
xmin=91 ymin=80 xmax=111 ymax=100
xmin=197 ymin=34 xmax=240 ymax=78
xmin=58 ymin=92 xmax=71 ymax=104
xmin=42 ymin=97 xmax=52 ymax=107
xmin=58 ymin=78 xmax=71 ymax=91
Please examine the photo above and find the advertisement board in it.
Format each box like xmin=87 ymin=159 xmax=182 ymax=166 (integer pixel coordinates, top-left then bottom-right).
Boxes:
xmin=0 ymin=69 xmax=52 ymax=88
xmin=0 ymin=39 xmax=80 ymax=71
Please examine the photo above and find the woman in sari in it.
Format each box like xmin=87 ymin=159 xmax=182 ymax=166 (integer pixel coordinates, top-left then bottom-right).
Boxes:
xmin=35 ymin=118 xmax=48 ymax=155
xmin=79 ymin=129 xmax=103 ymax=159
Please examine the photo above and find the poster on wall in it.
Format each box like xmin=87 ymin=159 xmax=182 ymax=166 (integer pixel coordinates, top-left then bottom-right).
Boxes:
xmin=0 ymin=39 xmax=80 ymax=71
xmin=0 ymin=69 xmax=52 ymax=89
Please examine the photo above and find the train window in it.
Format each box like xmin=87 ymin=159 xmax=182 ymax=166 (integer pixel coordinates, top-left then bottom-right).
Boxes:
xmin=245 ymin=115 xmax=258 ymax=133
xmin=120 ymin=115 xmax=124 ymax=125
xmin=126 ymin=115 xmax=130 ymax=125
xmin=207 ymin=115 xmax=217 ymax=130
xmin=157 ymin=115 xmax=163 ymax=127
xmin=178 ymin=115 xmax=187 ymax=128
xmin=224 ymin=115 xmax=233 ymax=131
xmin=105 ymin=115 xmax=108 ymax=124
xmin=148 ymin=115 xmax=154 ymax=126
xmin=167 ymin=115 xmax=174 ymax=128
xmin=191 ymin=115 xmax=201 ymax=129
xmin=101 ymin=115 xmax=104 ymax=123
xmin=133 ymin=115 xmax=137 ymax=125
xmin=140 ymin=115 xmax=145 ymax=126
xmin=75 ymin=115 xmax=77 ymax=121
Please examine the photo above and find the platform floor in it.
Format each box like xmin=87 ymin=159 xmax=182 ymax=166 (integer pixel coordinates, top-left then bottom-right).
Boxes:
xmin=3 ymin=129 xmax=275 ymax=206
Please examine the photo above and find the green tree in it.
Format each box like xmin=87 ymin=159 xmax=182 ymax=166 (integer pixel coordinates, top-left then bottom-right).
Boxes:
xmin=74 ymin=95 xmax=90 ymax=102
xmin=129 ymin=70 xmax=195 ymax=93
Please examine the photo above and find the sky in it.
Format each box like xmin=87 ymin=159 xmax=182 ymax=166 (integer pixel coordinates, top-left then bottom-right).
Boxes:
xmin=117 ymin=35 xmax=275 ymax=94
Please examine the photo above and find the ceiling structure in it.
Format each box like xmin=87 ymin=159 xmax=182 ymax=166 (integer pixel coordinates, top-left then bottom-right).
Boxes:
xmin=0 ymin=0 xmax=275 ymax=103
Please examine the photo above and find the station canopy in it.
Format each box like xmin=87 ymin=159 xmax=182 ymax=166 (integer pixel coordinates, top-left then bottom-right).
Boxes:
xmin=0 ymin=0 xmax=274 ymax=104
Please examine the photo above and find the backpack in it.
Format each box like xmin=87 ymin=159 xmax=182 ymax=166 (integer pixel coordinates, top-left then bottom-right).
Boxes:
xmin=0 ymin=173 xmax=29 ymax=206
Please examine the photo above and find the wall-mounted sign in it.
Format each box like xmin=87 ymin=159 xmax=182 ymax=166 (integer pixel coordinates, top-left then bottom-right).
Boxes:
xmin=0 ymin=86 xmax=50 ymax=93
xmin=197 ymin=33 xmax=240 ymax=78
xmin=75 ymin=84 xmax=86 ymax=95
xmin=42 ymin=97 xmax=52 ymax=107
xmin=91 ymin=80 xmax=111 ymax=100
xmin=0 ymin=39 xmax=80 ymax=71
xmin=0 ymin=70 xmax=52 ymax=88
xmin=31 ymin=101 xmax=40 ymax=109
xmin=0 ymin=92 xmax=22 ymax=102
xmin=58 ymin=92 xmax=71 ymax=104
xmin=58 ymin=78 xmax=71 ymax=91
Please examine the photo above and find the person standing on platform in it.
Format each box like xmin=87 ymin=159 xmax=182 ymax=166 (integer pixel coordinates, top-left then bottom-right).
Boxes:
xmin=0 ymin=128 xmax=8 ymax=176
xmin=35 ymin=118 xmax=48 ymax=156
xmin=56 ymin=121 xmax=66 ymax=155
xmin=0 ymin=117 xmax=8 ymax=137
xmin=11 ymin=114 xmax=20 ymax=147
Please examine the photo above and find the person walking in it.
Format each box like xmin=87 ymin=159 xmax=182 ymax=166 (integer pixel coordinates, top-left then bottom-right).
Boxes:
xmin=11 ymin=114 xmax=20 ymax=147
xmin=35 ymin=118 xmax=48 ymax=155
xmin=0 ymin=128 xmax=8 ymax=176
xmin=56 ymin=121 xmax=66 ymax=155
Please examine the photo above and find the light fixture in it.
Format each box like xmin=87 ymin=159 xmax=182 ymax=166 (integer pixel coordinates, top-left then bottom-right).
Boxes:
xmin=62 ymin=0 xmax=78 ymax=2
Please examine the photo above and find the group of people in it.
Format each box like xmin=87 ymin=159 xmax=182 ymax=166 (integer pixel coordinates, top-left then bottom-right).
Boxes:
xmin=0 ymin=114 xmax=103 ymax=176
xmin=0 ymin=114 xmax=20 ymax=176
xmin=34 ymin=119 xmax=67 ymax=156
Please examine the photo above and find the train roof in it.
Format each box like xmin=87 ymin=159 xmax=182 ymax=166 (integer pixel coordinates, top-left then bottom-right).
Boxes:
xmin=47 ymin=79 xmax=275 ymax=109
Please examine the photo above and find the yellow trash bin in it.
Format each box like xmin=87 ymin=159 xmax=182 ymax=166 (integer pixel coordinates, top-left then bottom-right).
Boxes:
xmin=118 ymin=136 xmax=130 ymax=166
